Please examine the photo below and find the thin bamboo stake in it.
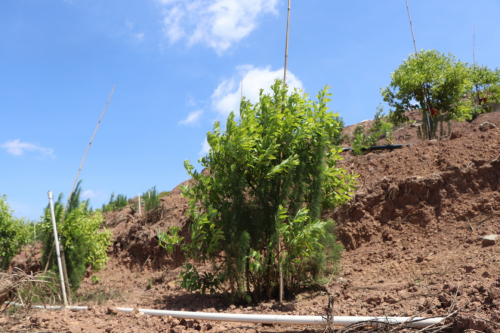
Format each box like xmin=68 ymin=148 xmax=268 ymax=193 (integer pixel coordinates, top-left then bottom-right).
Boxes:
xmin=405 ymin=0 xmax=433 ymax=139
xmin=278 ymin=0 xmax=291 ymax=305
xmin=473 ymin=25 xmax=481 ymax=104
xmin=46 ymin=85 xmax=116 ymax=303
xmin=283 ymin=0 xmax=291 ymax=86
xmin=240 ymin=79 xmax=243 ymax=102
xmin=473 ymin=25 xmax=476 ymax=66
xmin=63 ymin=85 xmax=116 ymax=214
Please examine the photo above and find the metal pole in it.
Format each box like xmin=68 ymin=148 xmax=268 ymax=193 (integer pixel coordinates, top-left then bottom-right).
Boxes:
xmin=48 ymin=191 xmax=68 ymax=307
xmin=405 ymin=0 xmax=433 ymax=139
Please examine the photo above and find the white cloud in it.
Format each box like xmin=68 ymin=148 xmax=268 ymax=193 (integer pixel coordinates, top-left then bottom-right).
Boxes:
xmin=82 ymin=190 xmax=96 ymax=199
xmin=163 ymin=5 xmax=186 ymax=42
xmin=125 ymin=19 xmax=145 ymax=41
xmin=211 ymin=65 xmax=303 ymax=118
xmin=199 ymin=138 xmax=210 ymax=155
xmin=159 ymin=0 xmax=280 ymax=53
xmin=1 ymin=139 xmax=55 ymax=158
xmin=133 ymin=33 xmax=145 ymax=40
xmin=81 ymin=189 xmax=107 ymax=200
xmin=126 ymin=19 xmax=134 ymax=29
xmin=179 ymin=110 xmax=204 ymax=125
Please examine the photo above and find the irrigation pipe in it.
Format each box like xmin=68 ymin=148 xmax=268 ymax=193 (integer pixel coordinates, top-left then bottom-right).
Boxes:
xmin=6 ymin=303 xmax=443 ymax=328
xmin=342 ymin=144 xmax=412 ymax=152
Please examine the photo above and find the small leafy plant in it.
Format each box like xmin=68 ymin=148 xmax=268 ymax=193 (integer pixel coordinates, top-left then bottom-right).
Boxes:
xmin=158 ymin=226 xmax=184 ymax=253
xmin=351 ymin=105 xmax=393 ymax=155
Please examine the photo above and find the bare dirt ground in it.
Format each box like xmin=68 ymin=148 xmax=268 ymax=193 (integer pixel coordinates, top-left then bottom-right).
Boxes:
xmin=3 ymin=112 xmax=500 ymax=332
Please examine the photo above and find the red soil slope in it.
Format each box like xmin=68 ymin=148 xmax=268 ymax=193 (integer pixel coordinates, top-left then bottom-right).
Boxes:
xmin=6 ymin=112 xmax=500 ymax=332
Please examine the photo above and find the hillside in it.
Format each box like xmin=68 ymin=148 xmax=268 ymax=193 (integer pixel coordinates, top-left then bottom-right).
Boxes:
xmin=6 ymin=112 xmax=500 ymax=332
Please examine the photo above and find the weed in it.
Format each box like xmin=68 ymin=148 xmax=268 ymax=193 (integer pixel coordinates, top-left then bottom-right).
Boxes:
xmin=7 ymin=305 xmax=18 ymax=314
xmin=3 ymin=269 xmax=59 ymax=306
xmin=146 ymin=278 xmax=153 ymax=290
xmin=159 ymin=191 xmax=170 ymax=198
xmin=74 ymin=286 xmax=125 ymax=305
xmin=91 ymin=276 xmax=101 ymax=284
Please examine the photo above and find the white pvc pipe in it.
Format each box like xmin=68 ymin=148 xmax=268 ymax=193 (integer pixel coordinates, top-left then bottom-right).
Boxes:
xmin=138 ymin=193 xmax=141 ymax=215
xmin=47 ymin=191 xmax=68 ymax=307
xmin=7 ymin=303 xmax=443 ymax=328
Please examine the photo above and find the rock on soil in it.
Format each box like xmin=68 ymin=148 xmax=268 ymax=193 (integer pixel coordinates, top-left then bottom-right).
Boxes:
xmin=481 ymin=234 xmax=500 ymax=247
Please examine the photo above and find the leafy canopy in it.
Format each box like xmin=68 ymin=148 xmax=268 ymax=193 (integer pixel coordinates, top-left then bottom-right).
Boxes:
xmin=381 ymin=49 xmax=472 ymax=125
xmin=173 ymin=81 xmax=355 ymax=302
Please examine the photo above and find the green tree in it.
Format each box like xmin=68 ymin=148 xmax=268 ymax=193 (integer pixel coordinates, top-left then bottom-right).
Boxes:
xmin=0 ymin=195 xmax=30 ymax=270
xmin=467 ymin=65 xmax=500 ymax=118
xmin=381 ymin=49 xmax=472 ymax=127
xmin=41 ymin=182 xmax=112 ymax=291
xmin=176 ymin=81 xmax=355 ymax=302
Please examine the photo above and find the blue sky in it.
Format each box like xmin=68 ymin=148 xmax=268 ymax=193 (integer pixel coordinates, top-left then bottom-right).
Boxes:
xmin=1 ymin=0 xmax=499 ymax=220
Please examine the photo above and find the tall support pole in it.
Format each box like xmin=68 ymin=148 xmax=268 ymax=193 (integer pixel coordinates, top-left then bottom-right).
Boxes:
xmin=405 ymin=0 xmax=433 ymax=139
xmin=44 ymin=85 xmax=116 ymax=303
xmin=63 ymin=85 xmax=116 ymax=214
xmin=283 ymin=0 xmax=291 ymax=86
xmin=473 ymin=25 xmax=481 ymax=104
xmin=48 ymin=191 xmax=68 ymax=307
xmin=473 ymin=25 xmax=476 ymax=66
xmin=278 ymin=0 xmax=291 ymax=305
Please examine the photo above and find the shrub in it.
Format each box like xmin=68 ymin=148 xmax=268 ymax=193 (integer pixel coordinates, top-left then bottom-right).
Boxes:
xmin=142 ymin=186 xmax=160 ymax=211
xmin=102 ymin=193 xmax=128 ymax=212
xmin=178 ymin=81 xmax=355 ymax=302
xmin=0 ymin=195 xmax=30 ymax=270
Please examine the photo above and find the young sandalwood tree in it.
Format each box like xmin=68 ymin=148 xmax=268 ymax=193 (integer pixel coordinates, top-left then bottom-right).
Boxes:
xmin=41 ymin=182 xmax=112 ymax=291
xmin=381 ymin=49 xmax=472 ymax=128
xmin=176 ymin=81 xmax=355 ymax=302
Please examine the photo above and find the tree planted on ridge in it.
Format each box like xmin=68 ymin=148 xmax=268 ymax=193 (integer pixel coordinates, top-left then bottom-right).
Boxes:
xmin=175 ymin=81 xmax=355 ymax=302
